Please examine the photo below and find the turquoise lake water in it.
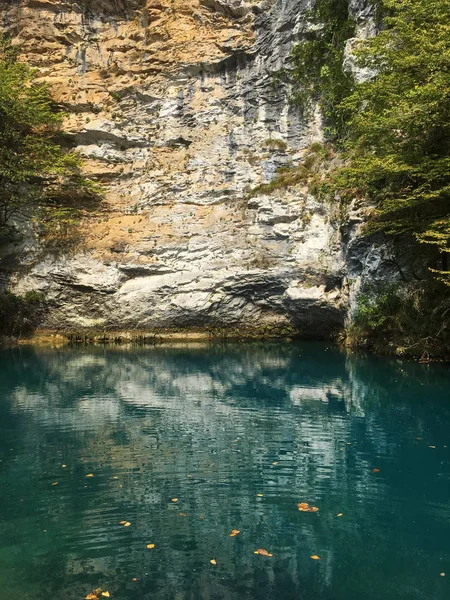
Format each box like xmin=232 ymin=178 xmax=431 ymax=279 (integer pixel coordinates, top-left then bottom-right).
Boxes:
xmin=0 ymin=342 xmax=449 ymax=600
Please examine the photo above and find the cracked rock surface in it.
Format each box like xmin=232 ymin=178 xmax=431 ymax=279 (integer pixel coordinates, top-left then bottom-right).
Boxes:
xmin=0 ymin=0 xmax=388 ymax=336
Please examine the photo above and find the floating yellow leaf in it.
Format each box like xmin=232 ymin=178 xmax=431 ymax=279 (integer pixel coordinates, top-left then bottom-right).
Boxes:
xmin=112 ymin=476 xmax=118 ymax=479
xmin=254 ymin=548 xmax=273 ymax=557
xmin=124 ymin=522 xmax=131 ymax=527
xmin=86 ymin=474 xmax=94 ymax=478
xmin=297 ymin=502 xmax=319 ymax=512
xmin=171 ymin=498 xmax=178 ymax=502
xmin=179 ymin=512 xmax=188 ymax=517
xmin=101 ymin=593 xmax=110 ymax=598
xmin=429 ymin=445 xmax=436 ymax=449
xmin=440 ymin=573 xmax=446 ymax=577
xmin=337 ymin=513 xmax=343 ymax=517
xmin=257 ymin=494 xmax=263 ymax=497
xmin=310 ymin=555 xmax=320 ymax=560
xmin=61 ymin=464 xmax=67 ymax=468
xmin=230 ymin=529 xmax=240 ymax=537
xmin=272 ymin=462 xmax=278 ymax=465
xmin=372 ymin=468 xmax=380 ymax=473
xmin=85 ymin=595 xmax=98 ymax=600
xmin=132 ymin=578 xmax=138 ymax=582
xmin=52 ymin=482 xmax=59 ymax=486
xmin=210 ymin=559 xmax=217 ymax=565
xmin=147 ymin=544 xmax=155 ymax=549
xmin=119 ymin=521 xmax=127 ymax=525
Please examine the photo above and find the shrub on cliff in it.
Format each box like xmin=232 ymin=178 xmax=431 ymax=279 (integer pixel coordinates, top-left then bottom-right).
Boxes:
xmin=0 ymin=37 xmax=98 ymax=241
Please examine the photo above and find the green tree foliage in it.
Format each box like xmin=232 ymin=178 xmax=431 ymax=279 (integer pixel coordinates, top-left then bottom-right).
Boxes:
xmin=287 ymin=0 xmax=356 ymax=139
xmin=290 ymin=0 xmax=450 ymax=284
xmin=0 ymin=37 xmax=97 ymax=237
xmin=334 ymin=0 xmax=450 ymax=278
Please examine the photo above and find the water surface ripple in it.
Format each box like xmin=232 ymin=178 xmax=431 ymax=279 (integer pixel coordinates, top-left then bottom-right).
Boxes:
xmin=0 ymin=343 xmax=449 ymax=600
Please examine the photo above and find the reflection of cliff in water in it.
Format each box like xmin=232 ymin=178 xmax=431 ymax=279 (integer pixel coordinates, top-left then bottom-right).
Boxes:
xmin=0 ymin=344 xmax=449 ymax=600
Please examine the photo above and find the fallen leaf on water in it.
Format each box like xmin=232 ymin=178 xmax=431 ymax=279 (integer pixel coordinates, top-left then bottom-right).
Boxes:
xmin=254 ymin=549 xmax=273 ymax=557
xmin=310 ymin=555 xmax=320 ymax=560
xmin=86 ymin=594 xmax=97 ymax=600
xmin=147 ymin=544 xmax=155 ymax=549
xmin=429 ymin=445 xmax=436 ymax=449
xmin=101 ymin=593 xmax=110 ymax=598
xmin=440 ymin=572 xmax=446 ymax=577
xmin=272 ymin=462 xmax=278 ymax=465
xmin=86 ymin=474 xmax=94 ymax=478
xmin=230 ymin=529 xmax=240 ymax=537
xmin=62 ymin=464 xmax=67 ymax=468
xmin=179 ymin=513 xmax=188 ymax=517
xmin=132 ymin=578 xmax=138 ymax=582
xmin=417 ymin=437 xmax=422 ymax=440
xmin=124 ymin=522 xmax=131 ymax=527
xmin=297 ymin=503 xmax=319 ymax=512
xmin=210 ymin=559 xmax=217 ymax=565
xmin=199 ymin=515 xmax=204 ymax=520
xmin=171 ymin=498 xmax=178 ymax=502
xmin=337 ymin=513 xmax=343 ymax=517
xmin=52 ymin=482 xmax=59 ymax=486
xmin=112 ymin=476 xmax=118 ymax=479
xmin=257 ymin=494 xmax=264 ymax=497
xmin=372 ymin=468 xmax=380 ymax=473
xmin=119 ymin=521 xmax=127 ymax=525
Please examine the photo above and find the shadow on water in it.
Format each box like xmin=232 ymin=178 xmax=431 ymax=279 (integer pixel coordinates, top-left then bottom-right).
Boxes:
xmin=0 ymin=342 xmax=449 ymax=600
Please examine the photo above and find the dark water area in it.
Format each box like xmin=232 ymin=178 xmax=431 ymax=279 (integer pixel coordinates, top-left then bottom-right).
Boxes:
xmin=0 ymin=343 xmax=449 ymax=600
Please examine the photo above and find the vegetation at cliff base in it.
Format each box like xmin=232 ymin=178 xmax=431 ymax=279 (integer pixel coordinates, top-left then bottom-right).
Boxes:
xmin=348 ymin=282 xmax=450 ymax=358
xmin=0 ymin=290 xmax=45 ymax=338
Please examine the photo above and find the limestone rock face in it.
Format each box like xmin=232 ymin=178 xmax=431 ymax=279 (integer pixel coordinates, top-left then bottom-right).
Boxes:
xmin=0 ymin=0 xmax=379 ymax=336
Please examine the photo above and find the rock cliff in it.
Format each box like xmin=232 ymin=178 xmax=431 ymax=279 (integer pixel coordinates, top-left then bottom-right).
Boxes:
xmin=0 ymin=0 xmax=383 ymax=337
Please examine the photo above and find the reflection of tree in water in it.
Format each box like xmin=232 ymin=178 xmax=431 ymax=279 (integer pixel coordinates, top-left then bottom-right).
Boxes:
xmin=0 ymin=344 xmax=449 ymax=600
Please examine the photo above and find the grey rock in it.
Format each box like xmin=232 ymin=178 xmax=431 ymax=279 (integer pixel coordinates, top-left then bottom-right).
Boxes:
xmin=1 ymin=0 xmax=401 ymax=337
